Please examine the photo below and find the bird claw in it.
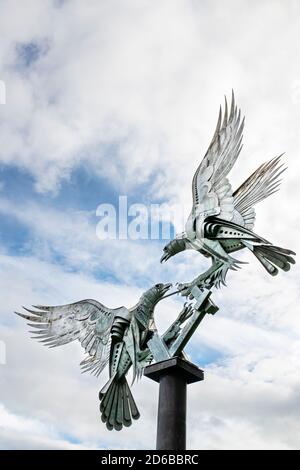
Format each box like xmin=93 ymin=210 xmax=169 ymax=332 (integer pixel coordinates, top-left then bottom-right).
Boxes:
xmin=178 ymin=276 xmax=211 ymax=298
xmin=182 ymin=302 xmax=193 ymax=313
xmin=177 ymin=282 xmax=194 ymax=298
xmin=183 ymin=303 xmax=194 ymax=318
xmin=177 ymin=302 xmax=194 ymax=324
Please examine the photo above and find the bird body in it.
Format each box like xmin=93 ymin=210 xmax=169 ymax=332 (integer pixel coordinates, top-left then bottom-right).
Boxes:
xmin=161 ymin=92 xmax=295 ymax=293
xmin=15 ymin=282 xmax=172 ymax=430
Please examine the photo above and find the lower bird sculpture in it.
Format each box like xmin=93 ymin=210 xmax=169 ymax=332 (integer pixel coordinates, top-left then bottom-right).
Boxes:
xmin=15 ymin=282 xmax=172 ymax=430
xmin=161 ymin=92 xmax=296 ymax=295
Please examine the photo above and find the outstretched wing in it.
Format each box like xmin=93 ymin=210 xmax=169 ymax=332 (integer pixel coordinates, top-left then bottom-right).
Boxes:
xmin=233 ymin=155 xmax=286 ymax=230
xmin=192 ymin=91 xmax=244 ymax=223
xmin=15 ymin=299 xmax=117 ymax=377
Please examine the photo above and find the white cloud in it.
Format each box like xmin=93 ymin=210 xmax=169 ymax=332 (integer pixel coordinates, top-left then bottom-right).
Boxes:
xmin=0 ymin=0 xmax=300 ymax=197
xmin=0 ymin=403 xmax=98 ymax=450
xmin=1 ymin=0 xmax=300 ymax=450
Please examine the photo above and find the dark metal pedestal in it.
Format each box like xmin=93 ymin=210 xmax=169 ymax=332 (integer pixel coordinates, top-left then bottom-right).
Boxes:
xmin=144 ymin=356 xmax=204 ymax=450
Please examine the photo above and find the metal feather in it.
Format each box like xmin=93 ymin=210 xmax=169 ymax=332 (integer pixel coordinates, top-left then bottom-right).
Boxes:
xmin=162 ymin=92 xmax=296 ymax=296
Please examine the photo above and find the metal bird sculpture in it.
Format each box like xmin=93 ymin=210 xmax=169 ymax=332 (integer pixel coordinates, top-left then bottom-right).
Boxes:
xmin=161 ymin=92 xmax=296 ymax=295
xmin=14 ymin=92 xmax=296 ymax=436
xmin=15 ymin=282 xmax=172 ymax=430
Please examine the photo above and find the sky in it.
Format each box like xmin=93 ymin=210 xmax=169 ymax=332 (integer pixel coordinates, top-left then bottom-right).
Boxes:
xmin=0 ymin=0 xmax=300 ymax=450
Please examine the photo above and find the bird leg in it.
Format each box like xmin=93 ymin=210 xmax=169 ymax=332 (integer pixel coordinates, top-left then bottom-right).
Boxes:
xmin=163 ymin=303 xmax=194 ymax=347
xmin=178 ymin=260 xmax=224 ymax=297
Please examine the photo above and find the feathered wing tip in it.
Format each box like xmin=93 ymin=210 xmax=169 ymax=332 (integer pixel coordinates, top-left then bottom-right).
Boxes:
xmin=192 ymin=90 xmax=244 ymax=206
xmin=80 ymin=349 xmax=110 ymax=378
xmin=99 ymin=376 xmax=140 ymax=431
xmin=233 ymin=154 xmax=287 ymax=215
xmin=209 ymin=90 xmax=242 ymax=145
xmin=207 ymin=90 xmax=244 ymax=170
xmin=14 ymin=306 xmax=45 ymax=322
xmin=252 ymin=244 xmax=296 ymax=276
xmin=14 ymin=306 xmax=74 ymax=348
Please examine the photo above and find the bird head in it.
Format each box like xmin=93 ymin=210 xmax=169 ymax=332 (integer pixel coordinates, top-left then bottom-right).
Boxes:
xmin=141 ymin=283 xmax=172 ymax=306
xmin=160 ymin=238 xmax=186 ymax=263
xmin=153 ymin=282 xmax=173 ymax=300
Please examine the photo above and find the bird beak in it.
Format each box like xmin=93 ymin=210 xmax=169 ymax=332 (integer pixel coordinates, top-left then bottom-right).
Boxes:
xmin=160 ymin=252 xmax=171 ymax=263
xmin=162 ymin=283 xmax=172 ymax=294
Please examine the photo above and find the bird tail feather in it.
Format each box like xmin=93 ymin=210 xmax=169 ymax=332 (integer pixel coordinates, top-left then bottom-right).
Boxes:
xmin=99 ymin=375 xmax=140 ymax=431
xmin=251 ymin=244 xmax=295 ymax=276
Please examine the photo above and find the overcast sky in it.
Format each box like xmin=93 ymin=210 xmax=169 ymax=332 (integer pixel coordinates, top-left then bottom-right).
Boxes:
xmin=1 ymin=0 xmax=300 ymax=450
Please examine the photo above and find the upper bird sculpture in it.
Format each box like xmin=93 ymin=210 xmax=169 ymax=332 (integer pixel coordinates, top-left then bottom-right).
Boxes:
xmin=161 ymin=92 xmax=295 ymax=295
xmin=15 ymin=282 xmax=172 ymax=430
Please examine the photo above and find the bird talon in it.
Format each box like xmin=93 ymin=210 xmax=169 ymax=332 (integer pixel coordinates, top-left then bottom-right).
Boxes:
xmin=177 ymin=282 xmax=193 ymax=297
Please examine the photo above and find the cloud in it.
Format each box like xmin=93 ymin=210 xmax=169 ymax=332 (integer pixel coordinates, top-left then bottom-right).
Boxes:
xmin=1 ymin=0 xmax=300 ymax=451
xmin=0 ymin=0 xmax=299 ymax=197
xmin=0 ymin=404 xmax=91 ymax=450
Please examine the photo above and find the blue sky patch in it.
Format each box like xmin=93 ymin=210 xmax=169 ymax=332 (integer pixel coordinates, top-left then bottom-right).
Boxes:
xmin=15 ymin=40 xmax=49 ymax=68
